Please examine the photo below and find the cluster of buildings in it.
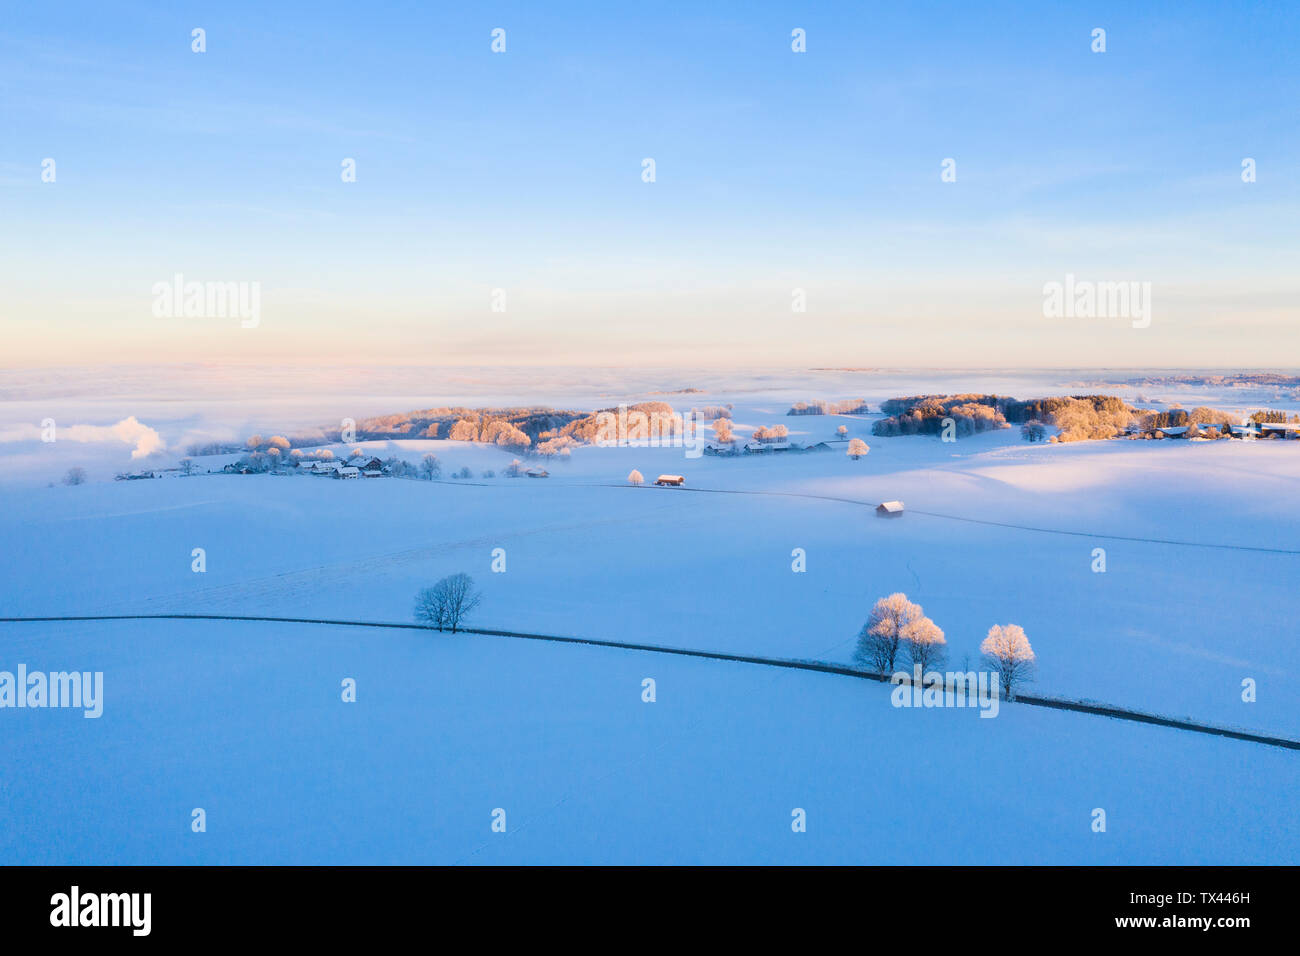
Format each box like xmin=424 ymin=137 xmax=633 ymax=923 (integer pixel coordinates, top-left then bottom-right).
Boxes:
xmin=1145 ymin=423 xmax=1300 ymax=440
xmin=224 ymin=455 xmax=387 ymax=478
xmin=703 ymin=438 xmax=837 ymax=456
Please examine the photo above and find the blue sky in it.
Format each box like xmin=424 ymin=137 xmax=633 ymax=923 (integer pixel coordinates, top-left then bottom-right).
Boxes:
xmin=2 ymin=0 xmax=1297 ymax=367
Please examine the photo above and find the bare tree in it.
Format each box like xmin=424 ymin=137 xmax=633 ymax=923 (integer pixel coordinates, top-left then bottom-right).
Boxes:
xmin=847 ymin=438 xmax=869 ymax=459
xmin=981 ymin=624 xmax=1036 ymax=699
xmin=854 ymin=593 xmax=924 ymax=674
xmin=902 ymin=615 xmax=947 ymax=675
xmin=179 ymin=458 xmax=196 ymax=475
xmin=414 ymin=573 xmax=483 ymax=633
xmin=63 ymin=467 xmax=87 ymax=486
xmin=420 ymin=453 xmax=441 ymax=480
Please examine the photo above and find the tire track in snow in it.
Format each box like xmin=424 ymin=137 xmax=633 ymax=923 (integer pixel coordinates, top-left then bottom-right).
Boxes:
xmin=588 ymin=483 xmax=1300 ymax=555
xmin=86 ymin=499 xmax=694 ymax=615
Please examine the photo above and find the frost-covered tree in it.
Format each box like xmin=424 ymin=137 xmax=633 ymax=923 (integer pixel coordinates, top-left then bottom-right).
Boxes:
xmin=506 ymin=459 xmax=523 ymax=477
xmin=902 ymin=616 xmax=947 ymax=675
xmin=383 ymin=456 xmax=415 ymax=478
xmin=837 ymin=425 xmax=848 ymax=438
xmin=266 ymin=436 xmax=290 ymax=451
xmin=981 ymin=624 xmax=1036 ymax=699
xmin=180 ymin=458 xmax=196 ymax=475
xmin=854 ymin=593 xmax=925 ymax=674
xmin=449 ymin=419 xmax=478 ymax=441
xmin=536 ymin=436 xmax=574 ymax=457
xmin=712 ymin=418 xmax=733 ymax=443
xmin=414 ymin=573 xmax=482 ymax=633
xmin=847 ymin=438 xmax=869 ymax=459
xmin=245 ymin=434 xmax=263 ymax=450
xmin=628 ymin=469 xmax=644 ymax=485
xmin=420 ymin=453 xmax=441 ymax=480
xmin=63 ymin=467 xmax=87 ymax=486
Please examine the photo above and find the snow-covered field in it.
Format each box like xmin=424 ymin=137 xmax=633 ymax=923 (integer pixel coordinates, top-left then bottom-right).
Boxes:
xmin=3 ymin=619 xmax=1296 ymax=865
xmin=2 ymin=367 xmax=1297 ymax=863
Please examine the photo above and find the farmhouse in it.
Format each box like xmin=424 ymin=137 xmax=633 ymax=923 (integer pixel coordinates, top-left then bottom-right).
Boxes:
xmin=802 ymin=441 xmax=832 ymax=452
xmin=876 ymin=500 xmax=904 ymax=518
xmin=525 ymin=467 xmax=549 ymax=478
xmin=1260 ymin=423 xmax=1300 ymax=439
xmin=1152 ymin=426 xmax=1189 ymax=439
xmin=655 ymin=474 xmax=685 ymax=486
xmin=336 ymin=466 xmax=360 ymax=479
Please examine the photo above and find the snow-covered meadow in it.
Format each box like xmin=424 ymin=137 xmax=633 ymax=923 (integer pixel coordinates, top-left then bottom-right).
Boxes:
xmin=2 ymin=367 xmax=1297 ymax=863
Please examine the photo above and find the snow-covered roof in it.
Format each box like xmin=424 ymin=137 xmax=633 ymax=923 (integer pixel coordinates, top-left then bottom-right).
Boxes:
xmin=877 ymin=500 xmax=904 ymax=512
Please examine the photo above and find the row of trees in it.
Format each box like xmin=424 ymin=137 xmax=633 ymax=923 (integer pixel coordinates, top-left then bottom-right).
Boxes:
xmin=787 ymin=399 xmax=871 ymax=416
xmin=750 ymin=424 xmax=790 ymax=442
xmin=853 ymin=593 xmax=1037 ymax=697
xmin=873 ymin=396 xmax=1009 ymax=437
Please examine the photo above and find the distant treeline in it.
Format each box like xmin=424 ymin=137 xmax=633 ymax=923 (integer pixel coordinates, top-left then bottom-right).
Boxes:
xmin=872 ymin=392 xmax=1296 ymax=443
xmin=787 ymin=399 xmax=870 ymax=416
xmin=330 ymin=406 xmax=585 ymax=449
xmin=1126 ymin=373 xmax=1300 ymax=388
xmin=873 ymin=394 xmax=1010 ymax=437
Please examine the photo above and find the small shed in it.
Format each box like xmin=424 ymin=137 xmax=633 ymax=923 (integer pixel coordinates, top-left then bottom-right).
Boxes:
xmin=655 ymin=474 xmax=685 ymax=486
xmin=876 ymin=500 xmax=904 ymax=518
